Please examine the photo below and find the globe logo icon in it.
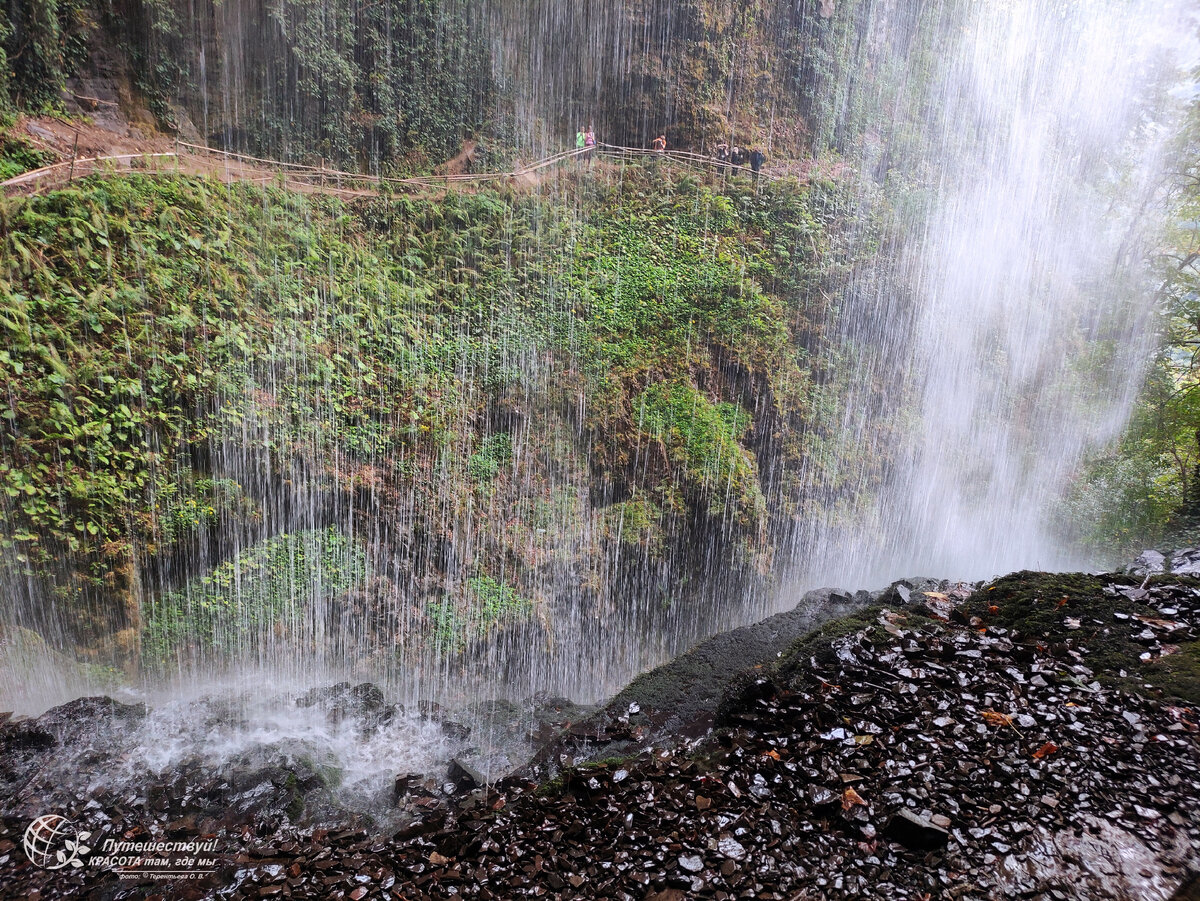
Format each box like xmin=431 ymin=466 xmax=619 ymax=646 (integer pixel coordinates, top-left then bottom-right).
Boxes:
xmin=22 ymin=814 xmax=92 ymax=870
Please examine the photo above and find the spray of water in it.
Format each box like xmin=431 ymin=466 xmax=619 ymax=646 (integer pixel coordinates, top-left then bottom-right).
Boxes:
xmin=795 ymin=0 xmax=1193 ymax=587
xmin=0 ymin=0 xmax=1195 ymax=794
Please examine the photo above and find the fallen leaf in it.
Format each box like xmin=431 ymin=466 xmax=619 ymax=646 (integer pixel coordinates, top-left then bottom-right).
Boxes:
xmin=762 ymin=749 xmax=782 ymax=760
xmin=981 ymin=710 xmax=1014 ymax=728
xmin=988 ymin=605 xmax=1000 ymax=615
xmin=1057 ymin=597 xmax=1069 ymax=608
xmin=430 ymin=851 xmax=453 ymax=866
xmin=842 ymin=787 xmax=867 ymax=810
xmin=1032 ymin=742 xmax=1058 ymax=759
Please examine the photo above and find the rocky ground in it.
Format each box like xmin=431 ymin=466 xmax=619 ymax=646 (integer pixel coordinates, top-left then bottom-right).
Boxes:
xmin=1 ymin=562 xmax=1199 ymax=900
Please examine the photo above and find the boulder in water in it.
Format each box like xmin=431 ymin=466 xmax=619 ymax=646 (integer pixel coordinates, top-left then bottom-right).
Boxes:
xmin=448 ymin=757 xmax=487 ymax=789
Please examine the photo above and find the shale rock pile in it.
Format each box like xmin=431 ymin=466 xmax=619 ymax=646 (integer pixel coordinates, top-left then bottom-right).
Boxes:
xmin=1 ymin=566 xmax=1198 ymax=900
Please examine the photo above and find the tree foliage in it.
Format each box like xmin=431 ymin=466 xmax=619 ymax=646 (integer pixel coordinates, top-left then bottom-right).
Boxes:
xmin=1067 ymin=99 xmax=1200 ymax=555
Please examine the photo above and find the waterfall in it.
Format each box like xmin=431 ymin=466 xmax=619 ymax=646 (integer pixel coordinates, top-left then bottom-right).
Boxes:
xmin=0 ymin=0 xmax=1194 ymax=794
xmin=795 ymin=0 xmax=1192 ymax=587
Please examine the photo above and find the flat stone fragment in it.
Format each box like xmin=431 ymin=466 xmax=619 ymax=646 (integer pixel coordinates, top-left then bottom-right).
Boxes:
xmin=884 ymin=808 xmax=951 ymax=851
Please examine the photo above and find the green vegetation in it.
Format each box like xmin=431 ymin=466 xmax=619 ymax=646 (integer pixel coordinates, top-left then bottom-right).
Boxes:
xmin=426 ymin=575 xmax=533 ymax=654
xmin=0 ymin=133 xmax=52 ymax=180
xmin=0 ymin=175 xmax=431 ymax=576
xmin=468 ymin=433 xmax=513 ymax=483
xmin=608 ymin=490 xmax=668 ymax=555
xmin=155 ymin=477 xmax=252 ymax=546
xmin=1065 ymin=99 xmax=1200 ymax=557
xmin=0 ymin=0 xmax=92 ymax=111
xmin=634 ymin=381 xmax=761 ymax=524
xmin=105 ymin=0 xmax=491 ymax=170
xmin=0 ymin=157 xmax=870 ymax=661
xmin=141 ymin=526 xmax=366 ymax=668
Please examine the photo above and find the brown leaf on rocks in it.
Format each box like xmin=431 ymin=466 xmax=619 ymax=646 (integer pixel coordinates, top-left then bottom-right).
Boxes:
xmin=429 ymin=851 xmax=453 ymax=866
xmin=842 ymin=787 xmax=867 ymax=810
xmin=981 ymin=710 xmax=1013 ymax=728
xmin=1032 ymin=742 xmax=1058 ymax=759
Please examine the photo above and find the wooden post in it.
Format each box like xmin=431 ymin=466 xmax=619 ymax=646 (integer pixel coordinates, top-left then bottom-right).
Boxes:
xmin=68 ymin=132 xmax=79 ymax=184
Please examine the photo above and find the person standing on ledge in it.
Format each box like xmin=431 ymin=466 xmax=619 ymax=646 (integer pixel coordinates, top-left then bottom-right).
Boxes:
xmin=750 ymin=147 xmax=765 ymax=179
xmin=652 ymin=134 xmax=667 ymax=152
xmin=715 ymin=141 xmax=730 ymax=174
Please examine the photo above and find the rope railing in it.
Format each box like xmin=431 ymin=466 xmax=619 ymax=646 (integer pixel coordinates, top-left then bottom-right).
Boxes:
xmin=1 ymin=138 xmax=783 ymax=198
xmin=1 ymin=152 xmax=178 ymax=192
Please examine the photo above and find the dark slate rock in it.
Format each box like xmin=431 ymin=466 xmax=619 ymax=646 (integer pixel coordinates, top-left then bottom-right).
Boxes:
xmin=448 ymin=757 xmax=487 ymax=789
xmin=884 ymin=808 xmax=951 ymax=851
xmin=1130 ymin=549 xmax=1166 ymax=576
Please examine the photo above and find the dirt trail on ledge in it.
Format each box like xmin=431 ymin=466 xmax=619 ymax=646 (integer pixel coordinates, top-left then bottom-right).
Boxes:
xmin=5 ymin=113 xmax=788 ymax=201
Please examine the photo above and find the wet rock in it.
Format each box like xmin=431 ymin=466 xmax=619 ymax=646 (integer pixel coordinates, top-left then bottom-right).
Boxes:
xmin=1171 ymin=875 xmax=1200 ymax=900
xmin=884 ymin=807 xmax=951 ymax=851
xmin=877 ymin=577 xmax=944 ymax=607
xmin=717 ymin=837 xmax=746 ymax=859
xmin=530 ymin=586 xmax=869 ymax=772
xmin=3 ymin=568 xmax=1200 ymax=901
xmin=448 ymin=757 xmax=487 ymax=789
xmin=393 ymin=773 xmax=418 ymax=802
xmin=295 ymin=682 xmax=389 ymax=728
xmin=1131 ymin=550 xmax=1167 ymax=576
xmin=1170 ymin=548 xmax=1200 ymax=575
xmin=0 ymin=720 xmax=55 ymax=751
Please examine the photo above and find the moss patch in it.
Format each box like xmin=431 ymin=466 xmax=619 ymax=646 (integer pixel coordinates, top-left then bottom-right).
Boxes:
xmin=1148 ymin=641 xmax=1200 ymax=706
xmin=966 ymin=570 xmax=1200 ymax=704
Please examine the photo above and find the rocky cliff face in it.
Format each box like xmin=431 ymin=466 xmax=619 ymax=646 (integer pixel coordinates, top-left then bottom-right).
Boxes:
xmin=6 ymin=0 xmax=911 ymax=168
